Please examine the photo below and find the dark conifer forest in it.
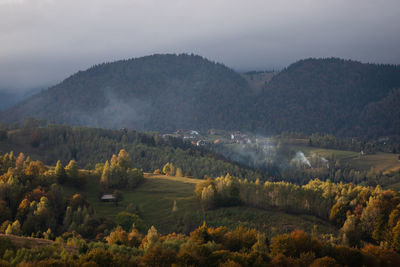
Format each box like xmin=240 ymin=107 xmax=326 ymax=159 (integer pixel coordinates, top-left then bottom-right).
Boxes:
xmin=2 ymin=54 xmax=400 ymax=138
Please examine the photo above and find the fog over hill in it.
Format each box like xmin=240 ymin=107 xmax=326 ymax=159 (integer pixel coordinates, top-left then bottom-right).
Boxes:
xmin=1 ymin=54 xmax=400 ymax=137
xmin=0 ymin=88 xmax=42 ymax=111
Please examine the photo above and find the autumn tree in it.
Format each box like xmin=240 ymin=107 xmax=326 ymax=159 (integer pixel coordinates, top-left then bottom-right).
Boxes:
xmin=100 ymin=161 xmax=110 ymax=189
xmin=66 ymin=160 xmax=79 ymax=178
xmin=55 ymin=160 xmax=67 ymax=184
xmin=163 ymin=163 xmax=175 ymax=176
xmin=99 ymin=150 xmax=143 ymax=190
xmin=175 ymin=167 xmax=183 ymax=177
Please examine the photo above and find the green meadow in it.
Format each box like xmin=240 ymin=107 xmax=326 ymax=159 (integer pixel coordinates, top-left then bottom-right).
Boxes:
xmin=292 ymin=145 xmax=400 ymax=172
xmin=63 ymin=173 xmax=337 ymax=237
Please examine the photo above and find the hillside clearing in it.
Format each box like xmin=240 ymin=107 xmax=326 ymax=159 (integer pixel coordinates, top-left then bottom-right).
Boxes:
xmin=0 ymin=234 xmax=77 ymax=253
xmin=345 ymin=152 xmax=400 ymax=173
xmin=63 ymin=173 xmax=337 ymax=236
xmin=291 ymin=145 xmax=400 ymax=172
xmin=290 ymin=145 xmax=359 ymax=160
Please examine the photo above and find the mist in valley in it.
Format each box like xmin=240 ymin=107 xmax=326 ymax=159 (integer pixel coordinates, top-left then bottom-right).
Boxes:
xmin=212 ymin=135 xmax=332 ymax=179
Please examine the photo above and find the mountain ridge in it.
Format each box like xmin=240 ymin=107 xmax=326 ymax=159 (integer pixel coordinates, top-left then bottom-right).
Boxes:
xmin=1 ymin=54 xmax=400 ymax=137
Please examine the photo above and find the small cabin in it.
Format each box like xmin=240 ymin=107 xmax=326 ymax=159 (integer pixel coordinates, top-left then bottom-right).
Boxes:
xmin=101 ymin=194 xmax=116 ymax=202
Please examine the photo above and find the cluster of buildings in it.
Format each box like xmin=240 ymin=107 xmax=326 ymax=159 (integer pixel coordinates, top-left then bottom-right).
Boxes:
xmin=230 ymin=131 xmax=251 ymax=144
xmin=163 ymin=129 xmax=253 ymax=147
xmin=174 ymin=129 xmax=199 ymax=140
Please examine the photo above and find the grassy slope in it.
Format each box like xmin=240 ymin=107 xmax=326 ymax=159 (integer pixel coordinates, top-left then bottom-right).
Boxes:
xmin=63 ymin=174 xmax=337 ymax=237
xmin=345 ymin=153 xmax=400 ymax=173
xmin=292 ymin=145 xmax=400 ymax=172
xmin=291 ymin=145 xmax=359 ymax=160
xmin=63 ymin=174 xmax=200 ymax=234
xmin=0 ymin=234 xmax=77 ymax=252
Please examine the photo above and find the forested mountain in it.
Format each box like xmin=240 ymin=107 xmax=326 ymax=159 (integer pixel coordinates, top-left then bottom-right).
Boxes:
xmin=0 ymin=88 xmax=41 ymax=111
xmin=0 ymin=91 xmax=18 ymax=111
xmin=0 ymin=54 xmax=250 ymax=132
xmin=1 ymin=54 xmax=400 ymax=137
xmin=252 ymin=58 xmax=400 ymax=137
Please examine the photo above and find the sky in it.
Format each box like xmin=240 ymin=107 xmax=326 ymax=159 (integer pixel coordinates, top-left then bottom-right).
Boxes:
xmin=1 ymin=0 xmax=399 ymax=92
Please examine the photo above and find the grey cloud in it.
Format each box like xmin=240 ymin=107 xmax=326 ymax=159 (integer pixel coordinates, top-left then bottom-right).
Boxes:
xmin=0 ymin=0 xmax=399 ymax=91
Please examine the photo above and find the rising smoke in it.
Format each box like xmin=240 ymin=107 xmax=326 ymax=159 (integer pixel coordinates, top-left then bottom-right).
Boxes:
xmin=291 ymin=151 xmax=311 ymax=167
xmin=215 ymin=136 xmax=331 ymax=175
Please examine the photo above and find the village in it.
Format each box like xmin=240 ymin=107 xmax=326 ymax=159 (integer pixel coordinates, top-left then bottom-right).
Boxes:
xmin=162 ymin=129 xmax=253 ymax=147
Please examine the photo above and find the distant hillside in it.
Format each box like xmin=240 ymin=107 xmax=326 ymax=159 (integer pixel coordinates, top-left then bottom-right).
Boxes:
xmin=241 ymin=71 xmax=278 ymax=93
xmin=1 ymin=54 xmax=250 ymax=132
xmin=0 ymin=88 xmax=41 ymax=111
xmin=1 ymin=55 xmax=400 ymax=137
xmin=252 ymin=58 xmax=400 ymax=137
xmin=0 ymin=91 xmax=18 ymax=111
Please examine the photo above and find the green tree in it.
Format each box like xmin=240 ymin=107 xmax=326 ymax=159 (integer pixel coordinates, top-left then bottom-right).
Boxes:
xmin=5 ymin=220 xmax=22 ymax=235
xmin=341 ymin=215 xmax=361 ymax=247
xmin=116 ymin=211 xmax=145 ymax=232
xmin=55 ymin=160 xmax=66 ymax=184
xmin=392 ymin=221 xmax=400 ymax=251
xmin=66 ymin=160 xmax=79 ymax=179
xmin=117 ymin=149 xmax=132 ymax=170
xmin=113 ymin=190 xmax=123 ymax=207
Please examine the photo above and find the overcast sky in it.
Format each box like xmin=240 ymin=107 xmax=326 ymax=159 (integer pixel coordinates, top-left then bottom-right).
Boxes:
xmin=1 ymin=0 xmax=399 ymax=92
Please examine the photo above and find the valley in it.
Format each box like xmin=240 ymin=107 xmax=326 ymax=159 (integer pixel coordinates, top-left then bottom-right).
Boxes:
xmin=1 ymin=0 xmax=400 ymax=264
xmin=0 ymin=55 xmax=399 ymax=266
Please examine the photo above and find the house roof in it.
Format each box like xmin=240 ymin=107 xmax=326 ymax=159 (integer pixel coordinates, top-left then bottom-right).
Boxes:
xmin=101 ymin=194 xmax=115 ymax=200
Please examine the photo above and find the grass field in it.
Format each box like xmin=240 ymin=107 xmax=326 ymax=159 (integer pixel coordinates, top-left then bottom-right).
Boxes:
xmin=291 ymin=145 xmax=400 ymax=173
xmin=203 ymin=207 xmax=337 ymax=237
xmin=63 ymin=174 xmax=200 ymax=233
xmin=63 ymin=173 xmax=337 ymax=236
xmin=0 ymin=234 xmax=77 ymax=252
xmin=290 ymin=145 xmax=359 ymax=160
xmin=345 ymin=153 xmax=400 ymax=173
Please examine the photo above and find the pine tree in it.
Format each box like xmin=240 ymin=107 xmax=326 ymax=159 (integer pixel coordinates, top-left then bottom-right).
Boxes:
xmin=113 ymin=190 xmax=123 ymax=207
xmin=392 ymin=221 xmax=400 ymax=251
xmin=55 ymin=160 xmax=67 ymax=184
xmin=66 ymin=160 xmax=79 ymax=178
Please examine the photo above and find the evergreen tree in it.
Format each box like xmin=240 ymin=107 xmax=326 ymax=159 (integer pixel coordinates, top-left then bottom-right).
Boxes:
xmin=113 ymin=190 xmax=123 ymax=207
xmin=65 ymin=160 xmax=79 ymax=179
xmin=55 ymin=160 xmax=66 ymax=184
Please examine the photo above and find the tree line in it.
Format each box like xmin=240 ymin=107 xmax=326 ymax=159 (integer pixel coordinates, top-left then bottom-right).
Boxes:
xmin=0 ymin=124 xmax=266 ymax=181
xmin=1 ymin=222 xmax=400 ymax=266
xmin=195 ymin=174 xmax=400 ymax=251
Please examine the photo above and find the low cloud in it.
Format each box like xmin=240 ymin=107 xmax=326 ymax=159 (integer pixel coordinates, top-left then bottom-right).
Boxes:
xmin=1 ymin=0 xmax=399 ymax=91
